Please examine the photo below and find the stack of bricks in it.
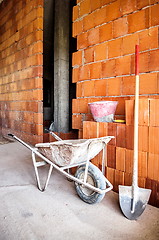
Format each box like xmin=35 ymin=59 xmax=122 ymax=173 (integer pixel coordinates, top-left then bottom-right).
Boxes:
xmin=0 ymin=0 xmax=43 ymax=144
xmin=72 ymin=0 xmax=159 ymax=137
xmin=83 ymin=98 xmax=159 ymax=208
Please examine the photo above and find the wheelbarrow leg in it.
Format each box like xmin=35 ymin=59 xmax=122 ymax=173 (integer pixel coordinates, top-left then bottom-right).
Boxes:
xmin=32 ymin=151 xmax=53 ymax=191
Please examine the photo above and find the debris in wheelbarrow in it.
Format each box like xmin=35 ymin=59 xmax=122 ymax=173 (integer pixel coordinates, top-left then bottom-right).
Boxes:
xmin=8 ymin=133 xmax=114 ymax=204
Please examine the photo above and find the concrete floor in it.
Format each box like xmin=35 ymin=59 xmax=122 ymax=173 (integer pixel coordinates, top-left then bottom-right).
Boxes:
xmin=0 ymin=140 xmax=159 ymax=240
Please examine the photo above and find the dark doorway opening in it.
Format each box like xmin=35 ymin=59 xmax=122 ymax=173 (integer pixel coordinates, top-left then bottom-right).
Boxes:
xmin=43 ymin=0 xmax=76 ymax=133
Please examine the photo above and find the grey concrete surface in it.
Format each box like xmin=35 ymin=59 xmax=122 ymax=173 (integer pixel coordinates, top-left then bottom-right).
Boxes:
xmin=0 ymin=141 xmax=159 ymax=240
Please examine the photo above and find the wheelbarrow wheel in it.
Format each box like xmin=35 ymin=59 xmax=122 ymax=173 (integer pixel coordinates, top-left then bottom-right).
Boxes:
xmin=74 ymin=162 xmax=106 ymax=204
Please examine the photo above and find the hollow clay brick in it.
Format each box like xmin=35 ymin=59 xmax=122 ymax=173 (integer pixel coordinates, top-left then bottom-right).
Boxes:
xmin=90 ymin=62 xmax=102 ymax=79
xmin=99 ymin=22 xmax=113 ymax=43
xmin=94 ymin=79 xmax=107 ymax=96
xmin=113 ymin=17 xmax=128 ymax=38
xmin=102 ymin=59 xmax=116 ymax=78
xmin=116 ymin=123 xmax=126 ymax=148
xmin=116 ymin=147 xmax=126 ymax=171
xmin=148 ymin=153 xmax=159 ymax=181
xmin=106 ymin=167 xmax=115 ymax=187
xmin=94 ymin=42 xmax=107 ymax=61
xmin=120 ymin=0 xmax=136 ymax=15
xmin=149 ymin=127 xmax=159 ymax=154
xmin=150 ymin=99 xmax=159 ymax=126
xmin=107 ymin=145 xmax=116 ymax=169
xmin=84 ymin=47 xmax=94 ymax=63
xmin=79 ymin=0 xmax=91 ymax=17
xmin=93 ymin=6 xmax=107 ymax=26
xmin=114 ymin=170 xmax=124 ymax=192
xmin=72 ymin=51 xmax=82 ymax=67
xmin=83 ymin=13 xmax=95 ymax=31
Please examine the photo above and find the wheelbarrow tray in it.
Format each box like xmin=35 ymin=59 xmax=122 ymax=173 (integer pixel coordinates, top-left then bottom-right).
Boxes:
xmin=35 ymin=136 xmax=113 ymax=167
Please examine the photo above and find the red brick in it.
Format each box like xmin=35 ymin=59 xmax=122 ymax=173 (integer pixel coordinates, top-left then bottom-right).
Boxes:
xmin=79 ymin=0 xmax=91 ymax=17
xmin=125 ymin=100 xmax=134 ymax=125
xmin=139 ymin=72 xmax=158 ymax=95
xmin=84 ymin=47 xmax=94 ymax=63
xmin=150 ymin=99 xmax=159 ymax=126
xmin=149 ymin=127 xmax=159 ymax=154
xmin=79 ymin=65 xmax=90 ymax=81
xmin=124 ymin=172 xmax=132 ymax=186
xmin=99 ymin=22 xmax=113 ymax=43
xmin=90 ymin=0 xmax=101 ymax=11
xmin=114 ymin=170 xmax=124 ymax=192
xmin=90 ymin=62 xmax=102 ymax=79
xmin=149 ymin=49 xmax=159 ymax=72
xmin=78 ymin=98 xmax=89 ymax=113
xmin=72 ymin=99 xmax=79 ymax=113
xmin=101 ymin=0 xmax=117 ymax=5
xmin=139 ymin=28 xmax=158 ymax=52
xmin=116 ymin=55 xmax=131 ymax=76
xmin=83 ymin=12 xmax=95 ymax=31
xmin=72 ymin=20 xmax=83 ymax=37
xmin=88 ymin=27 xmax=100 ymax=46
xmin=83 ymin=80 xmax=95 ymax=97
xmin=122 ymin=76 xmax=135 ymax=95
xmin=139 ymin=99 xmax=149 ymax=126
xmin=137 ymin=0 xmax=149 ymax=9
xmin=72 ymin=5 xmax=79 ymax=21
xmin=93 ymin=6 xmax=107 ymax=26
xmin=108 ymin=122 xmax=117 ymax=146
xmin=105 ymin=0 xmax=121 ymax=22
xmin=113 ymin=17 xmax=128 ymax=38
xmin=126 ymin=125 xmax=134 ymax=150
xmin=107 ymin=145 xmax=116 ymax=168
xmin=94 ymin=79 xmax=107 ymax=96
xmin=138 ymin=151 xmax=148 ymax=178
xmin=125 ymin=149 xmax=133 ymax=174
xmin=72 ymin=51 xmax=82 ymax=67
xmin=150 ymin=4 xmax=159 ymax=26
xmin=102 ymin=59 xmax=116 ymax=78
xmin=108 ymin=38 xmax=122 ymax=58
xmin=128 ymin=9 xmax=149 ymax=34
xmin=72 ymin=114 xmax=82 ymax=129
xmin=116 ymin=147 xmax=126 ymax=171
xmin=116 ymin=123 xmax=126 ymax=148
xmin=121 ymin=0 xmax=136 ymax=15
xmin=77 ymin=32 xmax=88 ymax=50
xmin=94 ymin=42 xmax=108 ymax=61
xmin=107 ymin=77 xmax=122 ymax=96
xmin=106 ymin=167 xmax=115 ymax=187
xmin=72 ymin=68 xmax=79 ymax=83
xmin=139 ymin=126 xmax=149 ymax=152
xmin=98 ymin=122 xmax=108 ymax=137
xmin=148 ymin=153 xmax=159 ymax=181
xmin=122 ymin=33 xmax=139 ymax=55
xmin=145 ymin=178 xmax=158 ymax=206
xmin=76 ymin=82 xmax=83 ymax=98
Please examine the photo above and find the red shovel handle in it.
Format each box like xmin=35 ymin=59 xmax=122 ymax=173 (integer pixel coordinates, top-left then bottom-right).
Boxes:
xmin=135 ymin=45 xmax=139 ymax=75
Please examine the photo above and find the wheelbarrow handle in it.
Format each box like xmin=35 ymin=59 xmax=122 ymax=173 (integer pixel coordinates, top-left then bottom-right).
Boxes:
xmin=8 ymin=133 xmax=15 ymax=138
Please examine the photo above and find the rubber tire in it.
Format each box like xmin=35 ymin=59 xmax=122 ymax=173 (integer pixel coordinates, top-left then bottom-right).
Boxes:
xmin=74 ymin=162 xmax=106 ymax=204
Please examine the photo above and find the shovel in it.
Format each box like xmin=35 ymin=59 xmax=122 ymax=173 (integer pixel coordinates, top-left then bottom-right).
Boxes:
xmin=119 ymin=45 xmax=151 ymax=220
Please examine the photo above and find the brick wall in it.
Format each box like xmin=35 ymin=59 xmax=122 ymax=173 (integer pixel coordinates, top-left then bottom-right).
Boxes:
xmin=0 ymin=0 xmax=43 ymax=144
xmin=72 ymin=0 xmax=159 ymax=207
xmin=72 ymin=0 xmax=159 ymax=132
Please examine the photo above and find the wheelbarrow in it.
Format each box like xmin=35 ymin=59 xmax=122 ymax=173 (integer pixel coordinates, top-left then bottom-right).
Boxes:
xmin=8 ymin=133 xmax=114 ymax=204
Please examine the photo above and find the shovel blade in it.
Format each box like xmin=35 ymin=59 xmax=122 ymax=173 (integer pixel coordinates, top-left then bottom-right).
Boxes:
xmin=119 ymin=185 xmax=151 ymax=220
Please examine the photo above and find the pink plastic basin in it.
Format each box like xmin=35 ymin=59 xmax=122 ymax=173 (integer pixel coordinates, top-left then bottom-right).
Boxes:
xmin=89 ymin=101 xmax=118 ymax=122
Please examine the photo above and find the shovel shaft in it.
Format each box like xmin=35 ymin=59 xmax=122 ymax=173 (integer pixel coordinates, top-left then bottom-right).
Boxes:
xmin=132 ymin=74 xmax=139 ymax=188
xmin=132 ymin=45 xmax=139 ymax=189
